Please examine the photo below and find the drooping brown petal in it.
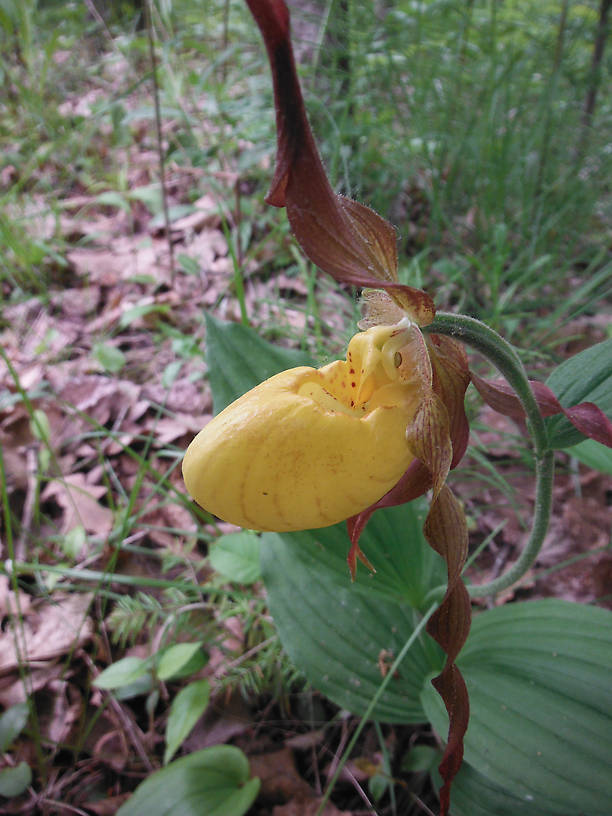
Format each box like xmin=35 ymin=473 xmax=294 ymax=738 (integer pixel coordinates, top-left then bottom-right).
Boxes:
xmin=563 ymin=402 xmax=612 ymax=447
xmin=346 ymin=460 xmax=432 ymax=576
xmin=428 ymin=336 xmax=471 ymax=467
xmin=472 ymin=373 xmax=612 ymax=447
xmin=245 ymin=0 xmax=436 ymax=325
xmin=424 ymin=485 xmax=471 ymax=816
xmin=406 ymin=393 xmax=453 ymax=495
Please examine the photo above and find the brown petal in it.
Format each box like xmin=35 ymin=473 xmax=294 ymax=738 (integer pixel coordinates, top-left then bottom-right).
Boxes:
xmin=424 ymin=486 xmax=471 ymax=816
xmin=562 ymin=402 xmax=612 ymax=448
xmin=472 ymin=373 xmax=612 ymax=447
xmin=346 ymin=460 xmax=432 ymax=567
xmin=432 ymin=663 xmax=470 ymax=816
xmin=406 ymin=394 xmax=453 ymax=496
xmin=246 ymin=0 xmax=436 ymax=325
xmin=244 ymin=0 xmax=309 ymax=207
xmin=429 ymin=335 xmax=471 ymax=467
xmin=347 ymin=335 xmax=470 ymax=555
xmin=471 ymin=372 xmax=560 ymax=419
xmin=287 ymin=183 xmax=436 ymax=324
xmin=359 ymin=289 xmax=406 ymax=329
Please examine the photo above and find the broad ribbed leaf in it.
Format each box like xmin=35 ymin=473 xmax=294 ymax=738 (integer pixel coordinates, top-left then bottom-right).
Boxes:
xmin=204 ymin=312 xmax=312 ymax=414
xmin=570 ymin=437 xmax=612 ymax=476
xmin=261 ymin=501 xmax=445 ymax=723
xmin=421 ymin=600 xmax=612 ymax=816
xmin=436 ymin=762 xmax=552 ymax=816
xmin=545 ymin=338 xmax=612 ymax=449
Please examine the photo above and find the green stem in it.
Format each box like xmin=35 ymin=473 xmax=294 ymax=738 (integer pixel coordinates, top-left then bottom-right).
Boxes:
xmin=424 ymin=312 xmax=554 ymax=598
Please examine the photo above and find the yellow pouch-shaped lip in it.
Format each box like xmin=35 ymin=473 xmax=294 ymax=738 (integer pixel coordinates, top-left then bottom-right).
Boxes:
xmin=183 ymin=326 xmax=421 ymax=532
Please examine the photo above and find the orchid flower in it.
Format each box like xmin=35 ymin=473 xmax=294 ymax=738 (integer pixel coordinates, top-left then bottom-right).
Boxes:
xmin=184 ymin=2 xmax=612 ymax=812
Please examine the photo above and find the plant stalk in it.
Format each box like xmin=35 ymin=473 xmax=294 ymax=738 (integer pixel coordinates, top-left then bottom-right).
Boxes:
xmin=424 ymin=312 xmax=554 ymax=598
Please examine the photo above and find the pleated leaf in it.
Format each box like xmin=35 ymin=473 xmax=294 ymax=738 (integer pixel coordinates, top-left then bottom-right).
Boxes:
xmin=421 ymin=600 xmax=612 ymax=816
xmin=260 ymin=500 xmax=446 ymax=723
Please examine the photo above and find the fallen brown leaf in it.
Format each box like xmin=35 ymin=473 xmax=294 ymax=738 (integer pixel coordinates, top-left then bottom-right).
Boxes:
xmin=0 ymin=593 xmax=93 ymax=678
xmin=42 ymin=473 xmax=114 ymax=538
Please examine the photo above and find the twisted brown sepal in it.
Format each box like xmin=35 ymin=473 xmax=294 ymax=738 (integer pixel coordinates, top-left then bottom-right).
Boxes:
xmin=244 ymin=0 xmax=435 ymax=326
xmin=472 ymin=373 xmax=612 ymax=448
xmin=423 ymin=486 xmax=471 ymax=816
xmin=406 ymin=369 xmax=471 ymax=816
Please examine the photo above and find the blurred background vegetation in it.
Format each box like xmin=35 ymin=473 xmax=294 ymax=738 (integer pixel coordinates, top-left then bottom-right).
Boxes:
xmin=2 ymin=0 xmax=611 ymax=342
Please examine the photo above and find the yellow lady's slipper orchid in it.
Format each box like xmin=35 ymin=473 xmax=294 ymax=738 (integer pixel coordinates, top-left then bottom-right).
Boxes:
xmin=183 ymin=324 xmax=424 ymax=531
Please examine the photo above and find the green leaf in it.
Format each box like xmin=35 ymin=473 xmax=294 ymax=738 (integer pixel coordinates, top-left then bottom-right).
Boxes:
xmin=30 ymin=408 xmax=50 ymax=443
xmin=95 ymin=190 xmax=131 ymax=212
xmin=0 ymin=762 xmax=31 ymax=798
xmin=128 ymin=185 xmax=163 ymax=215
xmin=421 ymin=600 xmax=612 ymax=816
xmin=204 ymin=312 xmax=313 ymax=414
xmin=369 ymin=756 xmax=391 ymax=802
xmin=119 ymin=303 xmax=170 ymax=329
xmin=570 ymin=437 xmax=612 ymax=476
xmin=0 ymin=703 xmax=28 ymax=753
xmin=435 ymin=761 xmax=549 ymax=816
xmin=94 ymin=656 xmax=151 ymax=690
xmin=545 ymin=338 xmax=612 ymax=449
xmin=401 ymin=744 xmax=440 ymax=774
xmin=93 ymin=342 xmax=126 ymax=374
xmin=117 ymin=745 xmax=260 ymax=816
xmin=164 ymin=679 xmax=210 ymax=765
xmin=162 ymin=360 xmax=183 ymax=389
xmin=61 ymin=524 xmax=86 ymax=559
xmin=178 ymin=254 xmax=201 ymax=276
xmin=260 ymin=501 xmax=445 ymax=723
xmin=157 ymin=643 xmax=204 ymax=682
xmin=209 ymin=532 xmax=262 ymax=584
xmin=114 ymin=672 xmax=154 ymax=701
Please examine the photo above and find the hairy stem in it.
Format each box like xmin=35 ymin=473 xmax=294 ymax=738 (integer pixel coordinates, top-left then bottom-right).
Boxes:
xmin=424 ymin=312 xmax=554 ymax=598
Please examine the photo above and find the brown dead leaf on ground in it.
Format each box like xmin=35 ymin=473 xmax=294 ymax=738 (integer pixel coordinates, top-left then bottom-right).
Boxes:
xmin=0 ymin=593 xmax=93 ymax=706
xmin=143 ymin=376 xmax=211 ymax=415
xmin=36 ymin=678 xmax=84 ymax=746
xmin=42 ymin=473 xmax=114 ymax=538
xmin=165 ymin=193 xmax=222 ymax=234
xmin=250 ymin=747 xmax=353 ymax=816
xmin=273 ymin=798 xmax=353 ymax=815
xmin=250 ymin=747 xmax=317 ymax=801
xmin=52 ymin=374 xmax=142 ymax=429
xmin=535 ymin=481 xmax=612 ymax=606
xmin=0 ymin=575 xmax=32 ymax=618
